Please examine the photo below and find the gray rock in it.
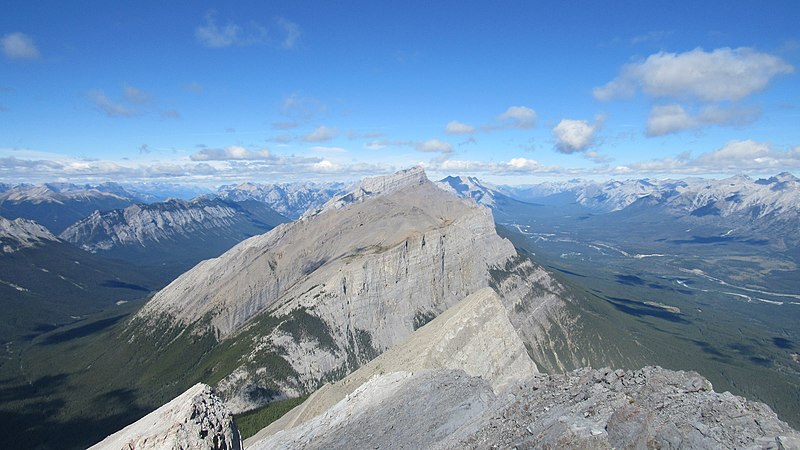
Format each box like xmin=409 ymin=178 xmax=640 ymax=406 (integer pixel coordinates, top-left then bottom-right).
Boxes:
xmin=90 ymin=383 xmax=241 ymax=450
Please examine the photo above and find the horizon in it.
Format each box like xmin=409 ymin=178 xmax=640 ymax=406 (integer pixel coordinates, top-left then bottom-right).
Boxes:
xmin=2 ymin=1 xmax=799 ymax=186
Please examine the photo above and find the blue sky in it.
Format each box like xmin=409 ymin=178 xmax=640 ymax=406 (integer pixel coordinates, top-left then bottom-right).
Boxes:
xmin=1 ymin=0 xmax=799 ymax=186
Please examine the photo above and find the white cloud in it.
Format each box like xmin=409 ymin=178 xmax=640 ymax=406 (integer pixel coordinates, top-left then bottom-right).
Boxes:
xmin=609 ymin=140 xmax=800 ymax=175
xmin=445 ymin=120 xmax=475 ymax=135
xmin=123 ymin=83 xmax=152 ymax=104
xmin=282 ymin=94 xmax=327 ymax=120
xmin=87 ymin=90 xmax=137 ymax=118
xmin=195 ymin=11 xmax=244 ymax=48
xmin=594 ymin=47 xmax=794 ymax=102
xmin=190 ymin=146 xmax=271 ymax=161
xmin=278 ymin=18 xmax=301 ymax=49
xmin=310 ymin=146 xmax=348 ymax=153
xmin=416 ymin=139 xmax=453 ymax=154
xmin=1 ymin=32 xmax=40 ymax=60
xmin=304 ymin=126 xmax=338 ymax=142
xmin=696 ymin=140 xmax=771 ymax=165
xmin=364 ymin=141 xmax=387 ymax=151
xmin=497 ymin=106 xmax=537 ymax=129
xmin=508 ymin=157 xmax=540 ymax=171
xmin=553 ymin=119 xmax=599 ymax=153
xmin=436 ymin=157 xmax=557 ymax=175
xmin=195 ymin=11 xmax=300 ymax=50
xmin=312 ymin=160 xmax=338 ymax=172
xmin=646 ymin=104 xmax=760 ymax=136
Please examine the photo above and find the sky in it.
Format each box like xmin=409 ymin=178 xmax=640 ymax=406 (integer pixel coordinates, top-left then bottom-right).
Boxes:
xmin=1 ymin=0 xmax=800 ymax=186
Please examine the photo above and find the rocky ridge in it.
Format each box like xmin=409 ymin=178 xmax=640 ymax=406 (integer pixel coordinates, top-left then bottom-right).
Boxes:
xmin=247 ymin=365 xmax=800 ymax=449
xmin=60 ymin=198 xmax=285 ymax=253
xmin=0 ymin=216 xmax=59 ymax=253
xmin=246 ymin=287 xmax=536 ymax=446
xmin=90 ymin=383 xmax=241 ymax=450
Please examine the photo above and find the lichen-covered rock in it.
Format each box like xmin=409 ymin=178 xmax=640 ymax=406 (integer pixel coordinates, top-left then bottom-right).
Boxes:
xmin=90 ymin=383 xmax=241 ymax=450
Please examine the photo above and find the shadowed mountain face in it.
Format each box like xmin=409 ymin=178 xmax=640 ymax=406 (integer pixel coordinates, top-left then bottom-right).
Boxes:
xmin=0 ymin=217 xmax=159 ymax=345
xmin=0 ymin=183 xmax=142 ymax=234
xmin=59 ymin=197 xmax=289 ymax=278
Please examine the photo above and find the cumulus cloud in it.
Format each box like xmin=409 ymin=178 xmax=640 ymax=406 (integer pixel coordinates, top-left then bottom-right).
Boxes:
xmin=445 ymin=120 xmax=475 ymax=135
xmin=304 ymin=126 xmax=338 ymax=142
xmin=594 ymin=47 xmax=793 ymax=102
xmin=646 ymin=104 xmax=760 ymax=136
xmin=553 ymin=119 xmax=599 ymax=153
xmin=496 ymin=106 xmax=537 ymax=129
xmin=190 ymin=146 xmax=272 ymax=161
xmin=416 ymin=139 xmax=453 ymax=154
xmin=1 ymin=32 xmax=40 ymax=60
xmin=88 ymin=90 xmax=137 ymax=118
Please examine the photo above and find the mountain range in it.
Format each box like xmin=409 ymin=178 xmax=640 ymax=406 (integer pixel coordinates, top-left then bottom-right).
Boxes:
xmin=60 ymin=197 xmax=288 ymax=277
xmin=2 ymin=168 xmax=799 ymax=449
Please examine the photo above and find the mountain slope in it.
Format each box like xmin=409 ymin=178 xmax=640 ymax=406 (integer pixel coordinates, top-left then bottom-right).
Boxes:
xmin=246 ymin=287 xmax=536 ymax=445
xmin=59 ymin=197 xmax=289 ymax=277
xmin=0 ymin=217 xmax=157 ymax=344
xmin=0 ymin=183 xmax=141 ymax=233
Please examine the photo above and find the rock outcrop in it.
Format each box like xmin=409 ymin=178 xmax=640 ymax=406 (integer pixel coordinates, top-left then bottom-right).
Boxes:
xmin=90 ymin=383 xmax=241 ymax=450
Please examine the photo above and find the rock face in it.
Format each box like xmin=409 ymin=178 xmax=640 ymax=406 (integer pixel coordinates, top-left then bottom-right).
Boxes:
xmin=60 ymin=198 xmax=286 ymax=254
xmin=249 ymin=366 xmax=800 ymax=450
xmin=90 ymin=383 xmax=241 ymax=450
xmin=247 ymin=287 xmax=537 ymax=445
xmin=0 ymin=216 xmax=59 ymax=253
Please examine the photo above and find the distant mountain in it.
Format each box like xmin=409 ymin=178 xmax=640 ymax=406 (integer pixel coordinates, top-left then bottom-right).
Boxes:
xmin=0 ymin=216 xmax=157 ymax=343
xmin=60 ymin=197 xmax=289 ymax=277
xmin=217 ymin=181 xmax=346 ymax=219
xmin=498 ymin=173 xmax=800 ymax=249
xmin=436 ymin=175 xmax=539 ymax=220
xmin=0 ymin=182 xmax=142 ymax=233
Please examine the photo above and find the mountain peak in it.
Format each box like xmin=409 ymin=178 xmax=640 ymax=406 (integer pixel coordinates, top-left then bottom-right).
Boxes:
xmin=0 ymin=216 xmax=59 ymax=253
xmin=308 ymin=166 xmax=429 ymax=216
